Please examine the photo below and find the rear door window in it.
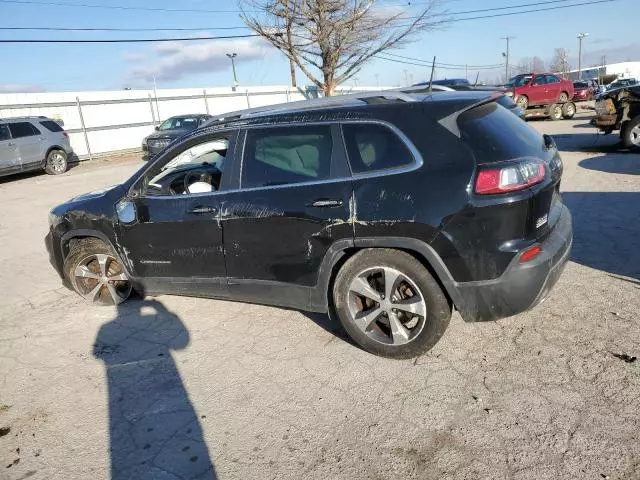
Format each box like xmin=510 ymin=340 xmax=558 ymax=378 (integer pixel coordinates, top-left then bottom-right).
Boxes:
xmin=342 ymin=123 xmax=413 ymax=174
xmin=545 ymin=75 xmax=561 ymax=84
xmin=458 ymin=102 xmax=545 ymax=164
xmin=0 ymin=125 xmax=10 ymax=141
xmin=39 ymin=120 xmax=64 ymax=132
xmin=533 ymin=76 xmax=546 ymax=86
xmin=9 ymin=122 xmax=40 ymax=138
xmin=242 ymin=125 xmax=333 ymax=188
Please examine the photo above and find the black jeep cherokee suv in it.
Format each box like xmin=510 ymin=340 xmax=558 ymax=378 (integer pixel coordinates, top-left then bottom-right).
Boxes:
xmin=46 ymin=90 xmax=572 ymax=359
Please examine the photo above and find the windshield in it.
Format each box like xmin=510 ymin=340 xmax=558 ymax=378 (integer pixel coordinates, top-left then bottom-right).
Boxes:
xmin=160 ymin=139 xmax=228 ymax=172
xmin=158 ymin=116 xmax=202 ymax=131
xmin=506 ymin=75 xmax=533 ymax=87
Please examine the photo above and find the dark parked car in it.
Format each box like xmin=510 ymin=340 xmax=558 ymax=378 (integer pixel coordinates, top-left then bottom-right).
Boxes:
xmin=47 ymin=91 xmax=572 ymax=359
xmin=405 ymin=84 xmax=525 ymax=119
xmin=142 ymin=114 xmax=212 ymax=159
xmin=430 ymin=78 xmax=471 ymax=87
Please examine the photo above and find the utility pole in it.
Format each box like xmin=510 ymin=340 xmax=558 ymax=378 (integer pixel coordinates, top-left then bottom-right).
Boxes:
xmin=501 ymin=36 xmax=514 ymax=82
xmin=577 ymin=32 xmax=589 ymax=80
xmin=375 ymin=73 xmax=380 ymax=88
xmin=403 ymin=69 xmax=409 ymax=86
xmin=226 ymin=53 xmax=239 ymax=90
xmin=465 ymin=64 xmax=468 ymax=81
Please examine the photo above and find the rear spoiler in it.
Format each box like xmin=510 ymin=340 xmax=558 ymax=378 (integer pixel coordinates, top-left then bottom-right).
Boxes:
xmin=437 ymin=92 xmax=504 ymax=138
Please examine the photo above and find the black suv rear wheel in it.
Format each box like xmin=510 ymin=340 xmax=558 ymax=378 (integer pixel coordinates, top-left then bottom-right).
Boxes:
xmin=333 ymin=249 xmax=451 ymax=359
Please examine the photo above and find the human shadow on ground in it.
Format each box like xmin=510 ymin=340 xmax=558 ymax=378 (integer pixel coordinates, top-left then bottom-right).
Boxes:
xmin=563 ymin=191 xmax=640 ymax=280
xmin=93 ymin=298 xmax=216 ymax=480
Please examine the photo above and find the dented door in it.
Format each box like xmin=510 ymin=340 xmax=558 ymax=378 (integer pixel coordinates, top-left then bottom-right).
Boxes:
xmin=221 ymin=123 xmax=353 ymax=296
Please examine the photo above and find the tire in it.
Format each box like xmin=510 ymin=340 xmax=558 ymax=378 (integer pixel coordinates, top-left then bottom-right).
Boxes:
xmin=561 ymin=102 xmax=576 ymax=119
xmin=64 ymin=238 xmax=133 ymax=306
xmin=516 ymin=95 xmax=529 ymax=110
xmin=332 ymin=249 xmax=451 ymax=359
xmin=621 ymin=115 xmax=640 ymax=150
xmin=548 ymin=103 xmax=563 ymax=121
xmin=44 ymin=149 xmax=68 ymax=175
xmin=559 ymin=92 xmax=569 ymax=103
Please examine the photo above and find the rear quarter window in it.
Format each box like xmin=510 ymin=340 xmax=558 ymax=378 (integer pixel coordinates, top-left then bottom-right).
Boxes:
xmin=40 ymin=120 xmax=64 ymax=132
xmin=342 ymin=123 xmax=413 ymax=174
xmin=458 ymin=102 xmax=543 ymax=164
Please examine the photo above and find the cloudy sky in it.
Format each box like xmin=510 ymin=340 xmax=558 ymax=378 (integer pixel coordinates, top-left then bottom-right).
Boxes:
xmin=0 ymin=0 xmax=638 ymax=93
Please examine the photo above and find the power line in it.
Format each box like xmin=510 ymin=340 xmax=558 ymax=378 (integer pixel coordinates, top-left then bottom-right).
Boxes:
xmin=383 ymin=52 xmax=503 ymax=68
xmin=376 ymin=54 xmax=503 ymax=70
xmin=0 ymin=0 xmax=256 ymax=13
xmin=0 ymin=34 xmax=260 ymax=43
xmin=0 ymin=26 xmax=251 ymax=32
xmin=0 ymin=0 xmax=619 ymax=41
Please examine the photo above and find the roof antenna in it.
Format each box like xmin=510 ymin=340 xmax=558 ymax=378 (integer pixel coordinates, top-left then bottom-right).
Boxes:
xmin=428 ymin=56 xmax=436 ymax=93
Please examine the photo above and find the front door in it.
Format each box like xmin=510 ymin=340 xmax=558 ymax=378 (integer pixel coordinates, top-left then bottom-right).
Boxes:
xmin=220 ymin=124 xmax=353 ymax=309
xmin=8 ymin=122 xmax=44 ymax=168
xmin=0 ymin=124 xmax=19 ymax=174
xmin=529 ymin=75 xmax=547 ymax=105
xmin=117 ymin=130 xmax=237 ymax=297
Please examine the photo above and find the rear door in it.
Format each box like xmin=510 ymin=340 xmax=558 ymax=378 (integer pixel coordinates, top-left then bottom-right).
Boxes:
xmin=0 ymin=124 xmax=19 ymax=174
xmin=545 ymin=75 xmax=562 ymax=102
xmin=8 ymin=122 xmax=44 ymax=168
xmin=219 ymin=123 xmax=353 ymax=309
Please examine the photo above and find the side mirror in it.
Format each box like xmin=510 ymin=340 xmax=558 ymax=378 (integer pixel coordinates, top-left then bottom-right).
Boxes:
xmin=155 ymin=126 xmax=159 ymax=131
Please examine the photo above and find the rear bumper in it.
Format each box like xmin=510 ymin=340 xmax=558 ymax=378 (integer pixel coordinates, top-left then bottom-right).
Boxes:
xmin=454 ymin=204 xmax=572 ymax=322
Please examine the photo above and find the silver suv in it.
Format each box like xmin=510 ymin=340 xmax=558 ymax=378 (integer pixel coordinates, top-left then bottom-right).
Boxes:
xmin=0 ymin=116 xmax=74 ymax=177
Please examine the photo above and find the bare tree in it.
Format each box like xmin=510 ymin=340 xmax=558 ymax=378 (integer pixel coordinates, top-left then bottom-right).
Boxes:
xmin=514 ymin=56 xmax=545 ymax=74
xmin=550 ymin=48 xmax=570 ymax=78
xmin=531 ymin=56 xmax=545 ymax=73
xmin=240 ymin=0 xmax=445 ymax=96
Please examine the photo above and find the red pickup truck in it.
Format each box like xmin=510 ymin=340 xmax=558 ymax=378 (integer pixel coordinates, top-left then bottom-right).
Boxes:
xmin=505 ymin=73 xmax=574 ymax=110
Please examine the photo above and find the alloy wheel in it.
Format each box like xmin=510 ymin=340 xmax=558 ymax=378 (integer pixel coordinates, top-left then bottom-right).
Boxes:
xmin=630 ymin=124 xmax=640 ymax=146
xmin=49 ymin=152 xmax=67 ymax=173
xmin=347 ymin=267 xmax=427 ymax=346
xmin=74 ymin=253 xmax=132 ymax=305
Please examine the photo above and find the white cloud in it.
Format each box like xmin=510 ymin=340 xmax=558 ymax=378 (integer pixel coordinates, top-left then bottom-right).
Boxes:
xmin=127 ymin=37 xmax=270 ymax=83
xmin=0 ymin=84 xmax=45 ymax=93
xmin=123 ymin=52 xmax=145 ymax=62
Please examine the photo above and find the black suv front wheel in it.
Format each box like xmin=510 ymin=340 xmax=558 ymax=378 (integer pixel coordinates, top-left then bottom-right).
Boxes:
xmin=333 ymin=249 xmax=451 ymax=359
xmin=64 ymin=238 xmax=133 ymax=306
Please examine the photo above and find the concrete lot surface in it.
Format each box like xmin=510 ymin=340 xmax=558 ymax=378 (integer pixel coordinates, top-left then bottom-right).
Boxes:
xmin=1 ymin=114 xmax=639 ymax=480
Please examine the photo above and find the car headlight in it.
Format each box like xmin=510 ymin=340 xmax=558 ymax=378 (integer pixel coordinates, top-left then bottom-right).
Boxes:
xmin=505 ymin=91 xmax=514 ymax=97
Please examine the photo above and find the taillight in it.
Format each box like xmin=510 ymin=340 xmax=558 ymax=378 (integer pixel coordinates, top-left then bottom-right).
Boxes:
xmin=63 ymin=132 xmax=69 ymax=139
xmin=475 ymin=159 xmax=545 ymax=195
xmin=519 ymin=245 xmax=542 ymax=263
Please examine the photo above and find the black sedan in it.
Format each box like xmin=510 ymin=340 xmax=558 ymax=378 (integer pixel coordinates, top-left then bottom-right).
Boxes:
xmin=142 ymin=114 xmax=212 ymax=160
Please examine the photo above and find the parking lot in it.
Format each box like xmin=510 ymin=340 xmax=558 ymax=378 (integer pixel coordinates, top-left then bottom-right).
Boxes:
xmin=0 ymin=112 xmax=639 ymax=479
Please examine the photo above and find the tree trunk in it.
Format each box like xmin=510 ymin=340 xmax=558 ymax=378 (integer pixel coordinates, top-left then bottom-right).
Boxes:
xmin=289 ymin=58 xmax=297 ymax=88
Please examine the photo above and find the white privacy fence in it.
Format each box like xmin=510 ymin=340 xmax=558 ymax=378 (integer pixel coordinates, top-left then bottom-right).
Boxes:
xmin=0 ymin=85 xmax=377 ymax=159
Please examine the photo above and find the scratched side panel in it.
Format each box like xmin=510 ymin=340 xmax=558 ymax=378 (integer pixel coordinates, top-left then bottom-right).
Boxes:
xmin=221 ymin=181 xmax=354 ymax=287
xmin=351 ymin=107 xmax=475 ymax=277
xmin=116 ymin=195 xmax=226 ymax=279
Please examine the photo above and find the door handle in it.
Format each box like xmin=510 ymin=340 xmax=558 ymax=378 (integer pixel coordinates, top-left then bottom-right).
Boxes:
xmin=189 ymin=205 xmax=217 ymax=215
xmin=308 ymin=199 xmax=343 ymax=208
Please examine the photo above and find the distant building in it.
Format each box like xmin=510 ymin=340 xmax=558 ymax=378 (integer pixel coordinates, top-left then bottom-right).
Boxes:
xmin=565 ymin=61 xmax=640 ymax=82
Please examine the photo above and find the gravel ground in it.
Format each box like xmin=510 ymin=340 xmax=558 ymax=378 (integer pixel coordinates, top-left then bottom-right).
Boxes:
xmin=0 ymin=113 xmax=638 ymax=480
